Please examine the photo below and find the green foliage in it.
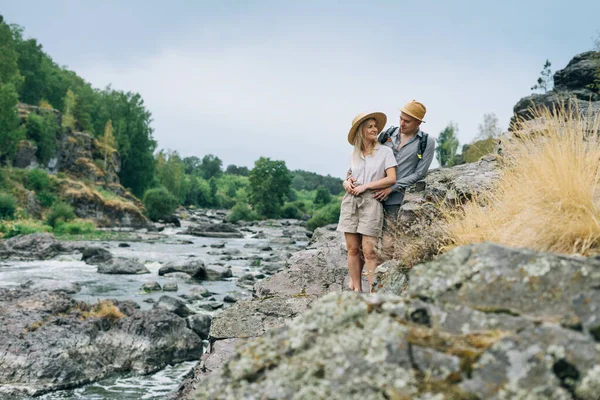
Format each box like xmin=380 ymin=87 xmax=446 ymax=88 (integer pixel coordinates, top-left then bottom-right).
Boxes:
xmin=0 ymin=219 xmax=51 ymax=238
xmin=25 ymin=111 xmax=58 ymax=164
xmin=36 ymin=190 xmax=56 ymax=208
xmin=199 ymin=154 xmax=223 ymax=180
xmin=436 ymin=122 xmax=460 ymax=167
xmin=0 ymin=17 xmax=22 ymax=88
xmin=143 ymin=186 xmax=177 ymax=221
xmin=0 ymin=82 xmax=25 ymax=164
xmin=182 ymin=156 xmax=202 ymax=175
xmin=463 ymin=138 xmax=499 ymax=163
xmin=226 ymin=164 xmax=249 ymax=176
xmin=62 ymin=88 xmax=76 ymax=130
xmin=291 ymin=170 xmax=343 ymax=195
xmin=26 ymin=168 xmax=49 ymax=191
xmin=248 ymin=157 xmax=292 ymax=218
xmin=156 ymin=150 xmax=187 ymax=203
xmin=186 ymin=176 xmax=214 ymax=207
xmin=45 ymin=201 xmax=75 ymax=227
xmin=0 ymin=192 xmax=17 ymax=219
xmin=314 ymin=185 xmax=331 ymax=207
xmin=54 ymin=219 xmax=96 ymax=235
xmin=281 ymin=203 xmax=303 ymax=219
xmin=531 ymin=59 xmax=553 ymax=93
xmin=306 ymin=201 xmax=341 ymax=231
xmin=227 ymin=201 xmax=259 ymax=223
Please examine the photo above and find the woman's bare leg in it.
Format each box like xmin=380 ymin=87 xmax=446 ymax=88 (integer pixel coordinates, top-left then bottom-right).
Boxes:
xmin=362 ymin=235 xmax=379 ymax=293
xmin=344 ymin=233 xmax=362 ymax=292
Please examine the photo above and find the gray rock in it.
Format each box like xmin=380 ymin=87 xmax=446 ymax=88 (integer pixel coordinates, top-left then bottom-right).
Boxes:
xmin=20 ymin=279 xmax=81 ymax=294
xmin=181 ymin=286 xmax=211 ymax=300
xmin=205 ymin=265 xmax=233 ymax=280
xmin=163 ymin=272 xmax=193 ymax=281
xmin=158 ymin=259 xmax=206 ymax=279
xmin=81 ymin=246 xmax=113 ymax=264
xmin=141 ymin=282 xmax=162 ymax=292
xmin=0 ymin=233 xmax=69 ymax=260
xmin=572 ymin=291 xmax=600 ymax=341
xmin=0 ymin=288 xmax=202 ymax=398
xmin=25 ymin=190 xmax=42 ymax=219
xmin=163 ymin=282 xmax=178 ymax=292
xmin=210 ymin=242 xmax=226 ymax=248
xmin=155 ymin=295 xmax=193 ymax=318
xmin=209 ymin=295 xmax=313 ymax=339
xmin=187 ymin=313 xmax=212 ymax=339
xmin=97 ymin=258 xmax=149 ymax=274
xmin=254 ymin=228 xmax=347 ymax=297
xmin=186 ymin=223 xmax=243 ymax=238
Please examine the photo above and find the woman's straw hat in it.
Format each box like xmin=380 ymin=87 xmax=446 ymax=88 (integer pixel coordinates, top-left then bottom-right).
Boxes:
xmin=348 ymin=112 xmax=387 ymax=145
xmin=399 ymin=100 xmax=426 ymax=122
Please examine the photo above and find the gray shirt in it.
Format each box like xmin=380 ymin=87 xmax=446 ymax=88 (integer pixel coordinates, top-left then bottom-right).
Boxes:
xmin=381 ymin=128 xmax=436 ymax=205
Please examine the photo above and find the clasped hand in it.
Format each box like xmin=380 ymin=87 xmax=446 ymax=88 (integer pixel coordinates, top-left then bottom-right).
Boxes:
xmin=344 ymin=177 xmax=392 ymax=201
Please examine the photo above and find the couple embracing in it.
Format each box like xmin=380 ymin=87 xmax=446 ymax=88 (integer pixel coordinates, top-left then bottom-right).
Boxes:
xmin=337 ymin=100 xmax=435 ymax=293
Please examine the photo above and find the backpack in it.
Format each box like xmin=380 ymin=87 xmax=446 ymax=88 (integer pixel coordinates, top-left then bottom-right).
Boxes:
xmin=378 ymin=127 xmax=429 ymax=160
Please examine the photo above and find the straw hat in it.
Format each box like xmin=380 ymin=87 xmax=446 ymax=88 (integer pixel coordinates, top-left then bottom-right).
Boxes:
xmin=399 ymin=100 xmax=426 ymax=123
xmin=348 ymin=112 xmax=387 ymax=145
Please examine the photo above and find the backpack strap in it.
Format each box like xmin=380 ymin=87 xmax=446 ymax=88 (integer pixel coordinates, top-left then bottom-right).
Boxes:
xmin=417 ymin=132 xmax=428 ymax=160
xmin=378 ymin=126 xmax=397 ymax=144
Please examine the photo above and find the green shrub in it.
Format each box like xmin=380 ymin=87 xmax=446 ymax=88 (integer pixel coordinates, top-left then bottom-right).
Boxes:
xmin=26 ymin=168 xmax=50 ymax=191
xmin=0 ymin=193 xmax=17 ymax=220
xmin=463 ymin=138 xmax=499 ymax=163
xmin=0 ymin=219 xmax=52 ymax=238
xmin=228 ymin=202 xmax=259 ymax=223
xmin=143 ymin=186 xmax=178 ymax=221
xmin=54 ymin=219 xmax=96 ymax=235
xmin=25 ymin=112 xmax=58 ymax=165
xmin=46 ymin=201 xmax=75 ymax=227
xmin=281 ymin=203 xmax=302 ymax=219
xmin=314 ymin=185 xmax=332 ymax=207
xmin=306 ymin=201 xmax=341 ymax=231
xmin=36 ymin=191 xmax=56 ymax=208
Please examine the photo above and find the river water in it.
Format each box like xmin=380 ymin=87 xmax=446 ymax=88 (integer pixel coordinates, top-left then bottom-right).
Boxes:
xmin=0 ymin=220 xmax=309 ymax=399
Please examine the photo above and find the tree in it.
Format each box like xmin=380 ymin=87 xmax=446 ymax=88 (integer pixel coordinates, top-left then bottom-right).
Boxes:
xmin=0 ymin=17 xmax=22 ymax=88
xmin=475 ymin=113 xmax=502 ymax=141
xmin=155 ymin=150 xmax=186 ymax=203
xmin=183 ymin=156 xmax=202 ymax=175
xmin=248 ymin=157 xmax=292 ymax=218
xmin=0 ymin=82 xmax=25 ymax=164
xmin=314 ymin=185 xmax=331 ymax=207
xmin=531 ymin=59 xmax=553 ymax=93
xmin=436 ymin=122 xmax=460 ymax=167
xmin=25 ymin=112 xmax=58 ymax=165
xmin=199 ymin=154 xmax=222 ymax=179
xmin=62 ymin=89 xmax=76 ymax=130
xmin=102 ymin=120 xmax=117 ymax=167
xmin=226 ymin=164 xmax=249 ymax=176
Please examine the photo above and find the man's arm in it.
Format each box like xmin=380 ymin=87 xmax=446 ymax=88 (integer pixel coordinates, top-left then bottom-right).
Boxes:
xmin=391 ymin=136 xmax=436 ymax=192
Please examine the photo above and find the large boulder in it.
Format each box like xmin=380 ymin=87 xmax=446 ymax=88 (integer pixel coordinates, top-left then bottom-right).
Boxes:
xmin=0 ymin=233 xmax=69 ymax=260
xmin=190 ymin=244 xmax=600 ymax=399
xmin=159 ymin=259 xmax=206 ymax=279
xmin=97 ymin=258 xmax=150 ymax=274
xmin=0 ymin=288 xmax=203 ymax=397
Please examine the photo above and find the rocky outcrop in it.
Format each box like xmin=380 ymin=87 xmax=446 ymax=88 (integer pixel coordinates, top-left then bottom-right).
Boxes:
xmin=0 ymin=233 xmax=69 ymax=260
xmin=60 ymin=178 xmax=153 ymax=229
xmin=0 ymin=288 xmax=203 ymax=398
xmin=512 ymin=51 xmax=600 ymax=126
xmin=191 ymin=243 xmax=600 ymax=399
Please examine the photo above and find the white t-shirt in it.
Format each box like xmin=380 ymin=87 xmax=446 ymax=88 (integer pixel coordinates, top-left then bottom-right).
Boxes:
xmin=347 ymin=144 xmax=397 ymax=185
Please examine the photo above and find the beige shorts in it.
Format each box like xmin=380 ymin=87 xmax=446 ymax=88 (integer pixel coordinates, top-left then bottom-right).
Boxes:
xmin=337 ymin=190 xmax=384 ymax=237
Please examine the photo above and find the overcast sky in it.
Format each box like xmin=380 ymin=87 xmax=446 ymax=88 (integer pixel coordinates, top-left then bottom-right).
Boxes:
xmin=2 ymin=0 xmax=599 ymax=177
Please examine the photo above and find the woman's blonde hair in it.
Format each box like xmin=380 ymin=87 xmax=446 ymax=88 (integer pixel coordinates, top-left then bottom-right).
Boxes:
xmin=351 ymin=118 xmax=377 ymax=168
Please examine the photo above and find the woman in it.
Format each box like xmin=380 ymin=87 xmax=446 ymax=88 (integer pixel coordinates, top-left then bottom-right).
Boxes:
xmin=337 ymin=112 xmax=397 ymax=293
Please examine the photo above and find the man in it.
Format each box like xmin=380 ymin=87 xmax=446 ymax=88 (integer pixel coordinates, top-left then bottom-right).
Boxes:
xmin=372 ymin=100 xmax=436 ymax=223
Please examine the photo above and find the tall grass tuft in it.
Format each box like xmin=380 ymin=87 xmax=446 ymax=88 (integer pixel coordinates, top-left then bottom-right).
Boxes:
xmin=446 ymin=102 xmax=600 ymax=255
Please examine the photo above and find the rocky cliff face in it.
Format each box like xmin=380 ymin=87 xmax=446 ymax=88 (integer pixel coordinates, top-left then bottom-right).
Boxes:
xmin=512 ymin=51 xmax=600 ymax=126
xmin=14 ymin=103 xmax=152 ymax=229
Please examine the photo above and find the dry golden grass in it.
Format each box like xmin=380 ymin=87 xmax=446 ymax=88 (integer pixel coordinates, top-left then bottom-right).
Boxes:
xmin=82 ymin=300 xmax=126 ymax=323
xmin=445 ymin=103 xmax=600 ymax=255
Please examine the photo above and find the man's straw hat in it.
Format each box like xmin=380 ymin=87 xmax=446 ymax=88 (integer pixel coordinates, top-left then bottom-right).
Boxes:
xmin=400 ymin=100 xmax=426 ymax=123
xmin=348 ymin=112 xmax=387 ymax=145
